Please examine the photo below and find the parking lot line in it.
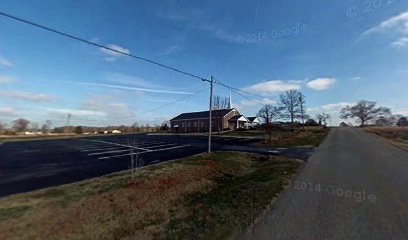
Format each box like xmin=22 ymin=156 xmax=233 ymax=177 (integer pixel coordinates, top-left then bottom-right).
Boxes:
xmin=89 ymin=148 xmax=137 ymax=156
xmin=82 ymin=146 xmax=129 ymax=152
xmin=79 ymin=141 xmax=167 ymax=152
xmin=144 ymin=143 xmax=178 ymax=149
xmin=80 ymin=139 xmax=149 ymax=151
xmin=98 ymin=145 xmax=191 ymax=160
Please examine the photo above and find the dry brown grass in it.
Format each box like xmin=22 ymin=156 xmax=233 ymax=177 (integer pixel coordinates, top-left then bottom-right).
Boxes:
xmin=0 ymin=152 xmax=301 ymax=240
xmin=365 ymin=127 xmax=408 ymax=151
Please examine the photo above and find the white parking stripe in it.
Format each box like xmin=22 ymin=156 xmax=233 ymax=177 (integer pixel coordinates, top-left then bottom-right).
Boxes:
xmin=86 ymin=143 xmax=177 ymax=155
xmin=82 ymin=146 xmax=129 ymax=152
xmin=80 ymin=141 xmax=167 ymax=152
xmin=98 ymin=145 xmax=191 ymax=160
xmin=89 ymin=148 xmax=137 ymax=156
xmin=144 ymin=143 xmax=178 ymax=149
xmin=80 ymin=139 xmax=149 ymax=151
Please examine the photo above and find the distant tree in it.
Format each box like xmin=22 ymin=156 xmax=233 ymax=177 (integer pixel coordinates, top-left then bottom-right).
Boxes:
xmin=298 ymin=93 xmax=306 ymax=130
xmin=41 ymin=120 xmax=52 ymax=133
xmin=160 ymin=121 xmax=169 ymax=131
xmin=317 ymin=113 xmax=330 ymax=126
xmin=30 ymin=122 xmax=39 ymax=131
xmin=132 ymin=122 xmax=139 ymax=132
xmin=340 ymin=100 xmax=391 ymax=127
xmin=74 ymin=126 xmax=83 ymax=134
xmin=257 ymin=105 xmax=282 ymax=124
xmin=279 ymin=90 xmax=303 ymax=127
xmin=12 ymin=118 xmax=30 ymax=132
xmin=0 ymin=121 xmax=5 ymax=133
xmin=305 ymin=119 xmax=319 ymax=126
xmin=397 ymin=117 xmax=408 ymax=127
xmin=212 ymin=95 xmax=229 ymax=133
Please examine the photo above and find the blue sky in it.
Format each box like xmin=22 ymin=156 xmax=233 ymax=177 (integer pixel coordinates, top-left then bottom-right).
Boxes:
xmin=0 ymin=0 xmax=407 ymax=127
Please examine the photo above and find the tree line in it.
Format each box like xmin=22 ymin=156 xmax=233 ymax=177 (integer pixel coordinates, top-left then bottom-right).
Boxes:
xmin=0 ymin=119 xmax=169 ymax=135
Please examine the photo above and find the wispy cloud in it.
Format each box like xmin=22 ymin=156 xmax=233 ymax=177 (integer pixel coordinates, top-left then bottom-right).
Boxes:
xmin=0 ymin=55 xmax=13 ymax=68
xmin=0 ymin=107 xmax=16 ymax=117
xmin=158 ymin=45 xmax=183 ymax=56
xmin=100 ymin=44 xmax=130 ymax=61
xmin=0 ymin=75 xmax=17 ymax=84
xmin=71 ymin=81 xmax=192 ymax=95
xmin=0 ymin=91 xmax=53 ymax=102
xmin=306 ymin=78 xmax=336 ymax=90
xmin=392 ymin=37 xmax=408 ymax=47
xmin=47 ymin=108 xmax=106 ymax=117
xmin=234 ymin=98 xmax=277 ymax=110
xmin=360 ymin=10 xmax=408 ymax=47
xmin=243 ymin=80 xmax=302 ymax=94
xmin=158 ymin=8 xmax=240 ymax=43
xmin=80 ymin=95 xmax=135 ymax=120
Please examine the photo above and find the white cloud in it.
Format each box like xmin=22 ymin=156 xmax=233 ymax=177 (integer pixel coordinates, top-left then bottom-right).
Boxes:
xmin=308 ymin=102 xmax=353 ymax=113
xmin=360 ymin=10 xmax=408 ymax=47
xmin=0 ymin=75 xmax=17 ymax=84
xmin=48 ymin=108 xmax=106 ymax=117
xmin=100 ymin=44 xmax=130 ymax=61
xmin=0 ymin=91 xmax=53 ymax=102
xmin=308 ymin=102 xmax=355 ymax=126
xmin=234 ymin=98 xmax=277 ymax=109
xmin=392 ymin=37 xmax=408 ymax=47
xmin=306 ymin=78 xmax=336 ymax=90
xmin=0 ymin=107 xmax=16 ymax=117
xmin=243 ymin=80 xmax=302 ymax=94
xmin=71 ymin=81 xmax=192 ymax=95
xmin=158 ymin=46 xmax=182 ymax=56
xmin=362 ymin=10 xmax=408 ymax=36
xmin=351 ymin=76 xmax=362 ymax=81
xmin=0 ymin=56 xmax=13 ymax=67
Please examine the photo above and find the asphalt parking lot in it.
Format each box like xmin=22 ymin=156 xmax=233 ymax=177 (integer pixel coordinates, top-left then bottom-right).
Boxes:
xmin=0 ymin=133 xmax=314 ymax=197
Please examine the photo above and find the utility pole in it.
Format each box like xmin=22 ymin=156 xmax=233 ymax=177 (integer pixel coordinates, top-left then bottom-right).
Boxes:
xmin=202 ymin=76 xmax=214 ymax=154
xmin=299 ymin=94 xmax=305 ymax=131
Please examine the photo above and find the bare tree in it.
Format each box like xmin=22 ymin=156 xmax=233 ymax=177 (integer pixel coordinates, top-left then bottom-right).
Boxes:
xmin=340 ymin=100 xmax=391 ymax=127
xmin=397 ymin=117 xmax=408 ymax=127
xmin=12 ymin=118 xmax=30 ymax=132
xmin=30 ymin=122 xmax=39 ymax=132
xmin=298 ymin=93 xmax=306 ymax=130
xmin=41 ymin=120 xmax=52 ymax=133
xmin=212 ymin=95 xmax=229 ymax=133
xmin=279 ymin=90 xmax=303 ymax=127
xmin=316 ymin=113 xmax=330 ymax=126
xmin=257 ymin=105 xmax=281 ymax=123
xmin=0 ymin=121 xmax=5 ymax=134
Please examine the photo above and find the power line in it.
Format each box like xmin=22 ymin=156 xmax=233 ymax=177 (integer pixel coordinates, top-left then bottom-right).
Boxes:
xmin=226 ymin=85 xmax=266 ymax=106
xmin=0 ymin=10 xmax=207 ymax=81
xmin=214 ymin=78 xmax=276 ymax=102
xmin=140 ymin=87 xmax=209 ymax=115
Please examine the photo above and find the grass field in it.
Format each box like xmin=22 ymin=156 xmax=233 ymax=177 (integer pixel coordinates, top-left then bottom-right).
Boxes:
xmin=0 ymin=152 xmax=302 ymax=240
xmin=365 ymin=127 xmax=408 ymax=151
xmin=252 ymin=126 xmax=330 ymax=148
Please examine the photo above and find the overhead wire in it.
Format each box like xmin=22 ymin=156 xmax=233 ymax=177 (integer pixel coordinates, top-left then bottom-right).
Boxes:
xmin=0 ymin=10 xmax=207 ymax=81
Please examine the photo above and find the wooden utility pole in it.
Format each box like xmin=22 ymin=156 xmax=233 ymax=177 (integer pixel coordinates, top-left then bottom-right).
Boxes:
xmin=203 ymin=76 xmax=214 ymax=154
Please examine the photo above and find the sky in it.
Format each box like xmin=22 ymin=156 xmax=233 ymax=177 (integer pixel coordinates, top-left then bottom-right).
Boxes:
xmin=0 ymin=0 xmax=408 ymax=127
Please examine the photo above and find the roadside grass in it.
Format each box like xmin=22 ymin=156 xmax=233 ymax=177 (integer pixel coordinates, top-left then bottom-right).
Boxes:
xmin=0 ymin=152 xmax=302 ymax=240
xmin=253 ymin=126 xmax=330 ymax=148
xmin=222 ymin=130 xmax=264 ymax=137
xmin=365 ymin=127 xmax=408 ymax=151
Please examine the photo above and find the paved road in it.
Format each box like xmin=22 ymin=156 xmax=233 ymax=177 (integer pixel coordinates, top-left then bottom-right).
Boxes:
xmin=0 ymin=134 xmax=313 ymax=197
xmin=240 ymin=127 xmax=408 ymax=240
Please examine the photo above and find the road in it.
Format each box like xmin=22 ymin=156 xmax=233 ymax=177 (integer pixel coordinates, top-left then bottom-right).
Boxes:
xmin=0 ymin=133 xmax=313 ymax=197
xmin=240 ymin=127 xmax=408 ymax=240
